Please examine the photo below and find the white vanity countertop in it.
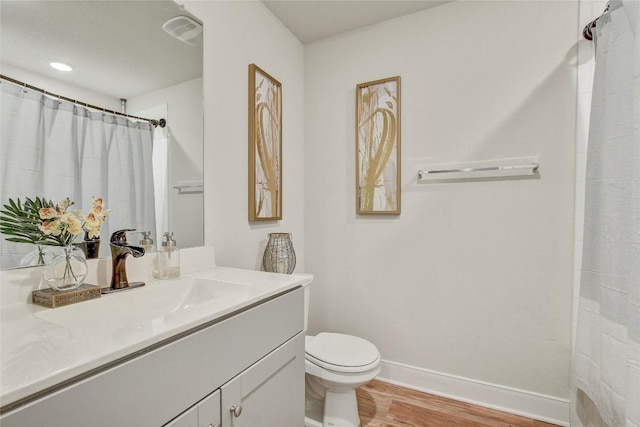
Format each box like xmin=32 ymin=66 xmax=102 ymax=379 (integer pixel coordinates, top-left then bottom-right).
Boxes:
xmin=0 ymin=266 xmax=311 ymax=409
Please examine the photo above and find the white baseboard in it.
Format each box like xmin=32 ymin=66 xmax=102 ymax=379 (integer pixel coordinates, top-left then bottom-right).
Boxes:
xmin=377 ymin=360 xmax=570 ymax=426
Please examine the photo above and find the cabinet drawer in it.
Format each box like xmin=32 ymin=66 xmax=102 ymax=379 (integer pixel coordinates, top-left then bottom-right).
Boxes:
xmin=2 ymin=287 xmax=303 ymax=427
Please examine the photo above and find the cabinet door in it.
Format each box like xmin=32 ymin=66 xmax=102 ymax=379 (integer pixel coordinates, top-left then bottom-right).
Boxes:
xmin=165 ymin=406 xmax=198 ymax=427
xmin=198 ymin=389 xmax=221 ymax=427
xmin=221 ymin=334 xmax=304 ymax=427
xmin=165 ymin=390 xmax=221 ymax=427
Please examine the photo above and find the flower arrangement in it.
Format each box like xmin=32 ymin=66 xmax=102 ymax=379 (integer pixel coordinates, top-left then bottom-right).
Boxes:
xmin=82 ymin=197 xmax=109 ymax=240
xmin=1 ymin=196 xmax=110 ymax=290
xmin=0 ymin=196 xmax=110 ymax=247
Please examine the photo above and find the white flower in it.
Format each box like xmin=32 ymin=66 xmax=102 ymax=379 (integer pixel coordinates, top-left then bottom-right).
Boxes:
xmin=39 ymin=207 xmax=58 ymax=220
xmin=58 ymin=198 xmax=73 ymax=210
xmin=39 ymin=220 xmax=62 ymax=236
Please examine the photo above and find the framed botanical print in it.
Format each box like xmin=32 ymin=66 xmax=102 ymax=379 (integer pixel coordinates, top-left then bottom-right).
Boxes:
xmin=248 ymin=64 xmax=282 ymax=221
xmin=356 ymin=76 xmax=401 ymax=214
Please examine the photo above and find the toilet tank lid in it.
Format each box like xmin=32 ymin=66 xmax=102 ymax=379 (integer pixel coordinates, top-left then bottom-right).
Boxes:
xmin=306 ymin=332 xmax=380 ymax=368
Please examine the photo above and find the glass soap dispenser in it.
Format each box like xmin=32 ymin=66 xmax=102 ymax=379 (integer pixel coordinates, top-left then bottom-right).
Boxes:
xmin=139 ymin=231 xmax=154 ymax=253
xmin=154 ymin=232 xmax=180 ymax=279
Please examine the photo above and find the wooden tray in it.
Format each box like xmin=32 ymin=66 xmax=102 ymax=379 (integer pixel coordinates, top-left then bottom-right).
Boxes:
xmin=32 ymin=284 xmax=101 ymax=308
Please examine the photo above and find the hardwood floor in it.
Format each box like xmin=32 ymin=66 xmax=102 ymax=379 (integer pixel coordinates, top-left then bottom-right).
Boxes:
xmin=356 ymin=380 xmax=560 ymax=427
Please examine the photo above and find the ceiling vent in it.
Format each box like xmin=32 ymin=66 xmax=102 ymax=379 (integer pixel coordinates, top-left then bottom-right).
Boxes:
xmin=162 ymin=16 xmax=203 ymax=45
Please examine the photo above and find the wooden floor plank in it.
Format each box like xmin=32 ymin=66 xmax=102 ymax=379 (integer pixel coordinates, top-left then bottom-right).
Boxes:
xmin=357 ymin=380 xmax=560 ymax=427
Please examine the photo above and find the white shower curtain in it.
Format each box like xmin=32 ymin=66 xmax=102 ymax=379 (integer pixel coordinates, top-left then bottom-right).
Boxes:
xmin=573 ymin=1 xmax=640 ymax=426
xmin=0 ymin=81 xmax=156 ymax=268
xmin=151 ymin=118 xmax=169 ymax=249
xmin=133 ymin=103 xmax=169 ymax=251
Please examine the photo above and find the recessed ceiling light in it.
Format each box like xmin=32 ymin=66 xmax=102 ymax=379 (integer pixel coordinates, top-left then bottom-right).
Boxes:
xmin=49 ymin=62 xmax=73 ymax=72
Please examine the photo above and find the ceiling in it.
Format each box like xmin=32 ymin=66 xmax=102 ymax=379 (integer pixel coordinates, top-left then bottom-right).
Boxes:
xmin=0 ymin=1 xmax=447 ymax=102
xmin=0 ymin=1 xmax=203 ymax=100
xmin=263 ymin=0 xmax=450 ymax=44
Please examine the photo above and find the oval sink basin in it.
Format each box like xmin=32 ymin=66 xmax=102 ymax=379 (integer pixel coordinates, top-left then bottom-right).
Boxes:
xmin=35 ymin=278 xmax=250 ymax=334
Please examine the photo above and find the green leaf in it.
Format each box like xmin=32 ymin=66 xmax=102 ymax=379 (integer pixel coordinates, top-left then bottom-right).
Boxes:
xmin=6 ymin=237 xmax=37 ymax=244
xmin=0 ymin=197 xmax=48 ymax=244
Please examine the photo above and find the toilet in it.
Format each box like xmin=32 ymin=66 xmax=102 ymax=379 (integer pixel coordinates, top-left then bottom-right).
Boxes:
xmin=302 ymin=283 xmax=381 ymax=427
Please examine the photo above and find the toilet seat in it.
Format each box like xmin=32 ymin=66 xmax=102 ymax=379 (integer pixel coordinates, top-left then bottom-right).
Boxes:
xmin=305 ymin=333 xmax=380 ymax=373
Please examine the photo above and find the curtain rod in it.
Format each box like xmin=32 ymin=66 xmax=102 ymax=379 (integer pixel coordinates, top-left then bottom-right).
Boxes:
xmin=583 ymin=2 xmax=611 ymax=41
xmin=0 ymin=74 xmax=166 ymax=128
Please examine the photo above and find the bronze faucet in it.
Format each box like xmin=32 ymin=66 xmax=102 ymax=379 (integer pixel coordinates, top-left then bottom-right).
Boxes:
xmin=102 ymin=229 xmax=146 ymax=294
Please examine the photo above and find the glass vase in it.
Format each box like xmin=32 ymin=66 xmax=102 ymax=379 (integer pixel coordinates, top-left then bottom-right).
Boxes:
xmin=43 ymin=246 xmax=88 ymax=291
xmin=19 ymin=245 xmax=55 ymax=267
xmin=262 ymin=233 xmax=296 ymax=274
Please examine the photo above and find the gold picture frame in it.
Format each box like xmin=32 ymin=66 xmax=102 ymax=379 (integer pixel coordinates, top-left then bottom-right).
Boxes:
xmin=356 ymin=76 xmax=401 ymax=214
xmin=248 ymin=64 xmax=282 ymax=221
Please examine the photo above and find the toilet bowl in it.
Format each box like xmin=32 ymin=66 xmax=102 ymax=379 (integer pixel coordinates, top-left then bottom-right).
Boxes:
xmin=304 ymin=333 xmax=381 ymax=427
xmin=301 ymin=281 xmax=381 ymax=427
xmin=302 ymin=281 xmax=380 ymax=427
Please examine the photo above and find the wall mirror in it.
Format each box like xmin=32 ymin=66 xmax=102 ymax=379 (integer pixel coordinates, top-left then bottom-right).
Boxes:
xmin=0 ymin=0 xmax=204 ymax=269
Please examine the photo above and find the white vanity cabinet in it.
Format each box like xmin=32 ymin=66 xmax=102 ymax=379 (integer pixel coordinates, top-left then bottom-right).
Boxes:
xmin=1 ymin=287 xmax=304 ymax=427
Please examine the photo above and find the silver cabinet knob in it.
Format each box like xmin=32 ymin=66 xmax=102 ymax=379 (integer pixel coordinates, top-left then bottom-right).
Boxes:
xmin=207 ymin=424 xmax=220 ymax=427
xmin=230 ymin=405 xmax=243 ymax=417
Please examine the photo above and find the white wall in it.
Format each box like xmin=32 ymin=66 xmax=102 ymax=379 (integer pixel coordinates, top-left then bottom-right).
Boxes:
xmin=182 ymin=1 xmax=305 ymax=272
xmin=304 ymin=0 xmax=577 ymax=405
xmin=128 ymin=78 xmax=205 ymax=250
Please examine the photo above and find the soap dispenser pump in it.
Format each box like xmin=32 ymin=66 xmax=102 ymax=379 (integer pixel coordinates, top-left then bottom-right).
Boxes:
xmin=139 ymin=231 xmax=154 ymax=252
xmin=154 ymin=232 xmax=180 ymax=279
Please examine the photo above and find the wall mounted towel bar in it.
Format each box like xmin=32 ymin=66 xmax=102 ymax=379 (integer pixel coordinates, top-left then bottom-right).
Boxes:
xmin=173 ymin=181 xmax=204 ymax=193
xmin=173 ymin=184 xmax=204 ymax=190
xmin=417 ymin=162 xmax=539 ymax=180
